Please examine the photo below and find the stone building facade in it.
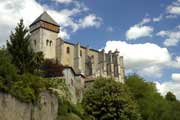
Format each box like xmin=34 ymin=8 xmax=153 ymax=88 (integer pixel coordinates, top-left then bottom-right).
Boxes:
xmin=30 ymin=11 xmax=125 ymax=83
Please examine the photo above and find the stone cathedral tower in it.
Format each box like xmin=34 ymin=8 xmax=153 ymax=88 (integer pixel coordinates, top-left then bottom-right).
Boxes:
xmin=29 ymin=11 xmax=59 ymax=59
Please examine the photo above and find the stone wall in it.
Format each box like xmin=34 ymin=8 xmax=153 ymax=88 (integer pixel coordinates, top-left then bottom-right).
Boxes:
xmin=63 ymin=68 xmax=84 ymax=104
xmin=0 ymin=91 xmax=58 ymax=120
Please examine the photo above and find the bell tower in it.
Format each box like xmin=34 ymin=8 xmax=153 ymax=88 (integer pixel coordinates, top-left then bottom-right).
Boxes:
xmin=29 ymin=11 xmax=59 ymax=59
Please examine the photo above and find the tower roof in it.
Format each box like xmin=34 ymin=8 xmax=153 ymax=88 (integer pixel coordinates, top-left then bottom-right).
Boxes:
xmin=30 ymin=11 xmax=59 ymax=27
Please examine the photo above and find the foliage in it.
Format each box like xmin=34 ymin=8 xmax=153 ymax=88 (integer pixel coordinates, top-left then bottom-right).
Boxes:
xmin=0 ymin=49 xmax=48 ymax=103
xmin=57 ymin=113 xmax=82 ymax=120
xmin=41 ymin=60 xmax=64 ymax=77
xmin=165 ymin=91 xmax=177 ymax=102
xmin=7 ymin=19 xmax=44 ymax=74
xmin=47 ymin=78 xmax=71 ymax=101
xmin=82 ymin=77 xmax=141 ymax=120
xmin=0 ymin=50 xmax=18 ymax=92
xmin=126 ymin=74 xmax=180 ymax=120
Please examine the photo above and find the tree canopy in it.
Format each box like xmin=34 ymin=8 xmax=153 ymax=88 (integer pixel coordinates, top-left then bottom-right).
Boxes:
xmin=126 ymin=74 xmax=180 ymax=120
xmin=82 ymin=77 xmax=141 ymax=120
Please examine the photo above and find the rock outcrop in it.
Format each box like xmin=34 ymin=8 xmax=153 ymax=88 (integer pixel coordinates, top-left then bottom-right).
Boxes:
xmin=0 ymin=91 xmax=58 ymax=120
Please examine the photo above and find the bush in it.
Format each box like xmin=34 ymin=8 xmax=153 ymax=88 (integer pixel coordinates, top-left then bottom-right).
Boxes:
xmin=9 ymin=73 xmax=47 ymax=103
xmin=57 ymin=113 xmax=82 ymax=120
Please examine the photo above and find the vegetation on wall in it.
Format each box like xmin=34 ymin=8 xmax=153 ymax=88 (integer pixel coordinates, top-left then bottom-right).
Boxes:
xmin=0 ymin=49 xmax=48 ymax=103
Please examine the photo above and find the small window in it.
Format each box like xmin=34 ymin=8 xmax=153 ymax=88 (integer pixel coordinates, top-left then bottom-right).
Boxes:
xmin=46 ymin=40 xmax=49 ymax=46
xmin=67 ymin=47 xmax=70 ymax=54
xmin=50 ymin=41 xmax=53 ymax=46
xmin=80 ymin=50 xmax=82 ymax=56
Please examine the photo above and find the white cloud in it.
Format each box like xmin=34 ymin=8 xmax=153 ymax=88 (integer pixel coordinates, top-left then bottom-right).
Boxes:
xmin=138 ymin=66 xmax=163 ymax=78
xmin=104 ymin=40 xmax=174 ymax=78
xmin=0 ymin=0 xmax=102 ymax=46
xmin=104 ymin=40 xmax=171 ymax=69
xmin=138 ymin=18 xmax=151 ymax=26
xmin=167 ymin=6 xmax=180 ymax=15
xmin=104 ymin=40 xmax=180 ymax=99
xmin=157 ymin=30 xmax=180 ymax=46
xmin=0 ymin=0 xmax=43 ymax=46
xmin=167 ymin=0 xmax=180 ymax=15
xmin=157 ymin=30 xmax=168 ymax=37
xmin=126 ymin=25 xmax=154 ymax=40
xmin=78 ymin=14 xmax=102 ymax=29
xmin=126 ymin=17 xmax=154 ymax=40
xmin=59 ymin=28 xmax=70 ymax=39
xmin=153 ymin=15 xmax=163 ymax=22
xmin=169 ymin=56 xmax=180 ymax=68
xmin=172 ymin=73 xmax=180 ymax=82
xmin=164 ymin=38 xmax=179 ymax=46
xmin=52 ymin=0 xmax=72 ymax=4
xmin=155 ymin=80 xmax=180 ymax=100
xmin=165 ymin=14 xmax=177 ymax=19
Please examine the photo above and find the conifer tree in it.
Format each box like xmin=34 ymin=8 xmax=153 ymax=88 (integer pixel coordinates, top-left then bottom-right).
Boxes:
xmin=7 ymin=19 xmax=43 ymax=74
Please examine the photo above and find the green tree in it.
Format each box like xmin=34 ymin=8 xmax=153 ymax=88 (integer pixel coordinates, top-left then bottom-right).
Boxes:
xmin=126 ymin=74 xmax=172 ymax=120
xmin=7 ymin=19 xmax=43 ymax=74
xmin=82 ymin=77 xmax=141 ymax=120
xmin=0 ymin=49 xmax=17 ymax=92
xmin=165 ymin=91 xmax=176 ymax=102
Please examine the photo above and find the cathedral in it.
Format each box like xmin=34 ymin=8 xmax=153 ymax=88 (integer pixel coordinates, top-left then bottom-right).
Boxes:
xmin=30 ymin=11 xmax=125 ymax=83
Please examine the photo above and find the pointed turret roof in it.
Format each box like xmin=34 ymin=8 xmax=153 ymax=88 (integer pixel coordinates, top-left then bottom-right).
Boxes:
xmin=30 ymin=11 xmax=59 ymax=27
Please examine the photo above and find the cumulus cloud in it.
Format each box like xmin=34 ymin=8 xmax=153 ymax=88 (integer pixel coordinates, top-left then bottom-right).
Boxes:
xmin=138 ymin=18 xmax=151 ymax=26
xmin=172 ymin=73 xmax=180 ymax=82
xmin=126 ymin=18 xmax=153 ymax=40
xmin=138 ymin=66 xmax=163 ymax=78
xmin=156 ymin=80 xmax=180 ymax=100
xmin=153 ymin=15 xmax=163 ymax=22
xmin=157 ymin=30 xmax=180 ymax=46
xmin=167 ymin=0 xmax=180 ymax=15
xmin=165 ymin=14 xmax=178 ymax=19
xmin=169 ymin=56 xmax=180 ymax=68
xmin=0 ymin=0 xmax=102 ymax=46
xmin=104 ymin=40 xmax=180 ymax=99
xmin=126 ymin=25 xmax=154 ymax=40
xmin=52 ymin=0 xmax=72 ymax=4
xmin=78 ymin=14 xmax=102 ymax=29
xmin=104 ymin=41 xmax=171 ymax=70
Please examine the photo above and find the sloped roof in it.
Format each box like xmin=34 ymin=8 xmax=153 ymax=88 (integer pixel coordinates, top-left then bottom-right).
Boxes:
xmin=30 ymin=11 xmax=59 ymax=27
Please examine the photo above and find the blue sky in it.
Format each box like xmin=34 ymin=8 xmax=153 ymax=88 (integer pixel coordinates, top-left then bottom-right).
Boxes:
xmin=0 ymin=0 xmax=180 ymax=98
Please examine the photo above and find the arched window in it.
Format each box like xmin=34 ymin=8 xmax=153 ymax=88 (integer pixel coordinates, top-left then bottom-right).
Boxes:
xmin=67 ymin=47 xmax=70 ymax=54
xmin=46 ymin=39 xmax=49 ymax=46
